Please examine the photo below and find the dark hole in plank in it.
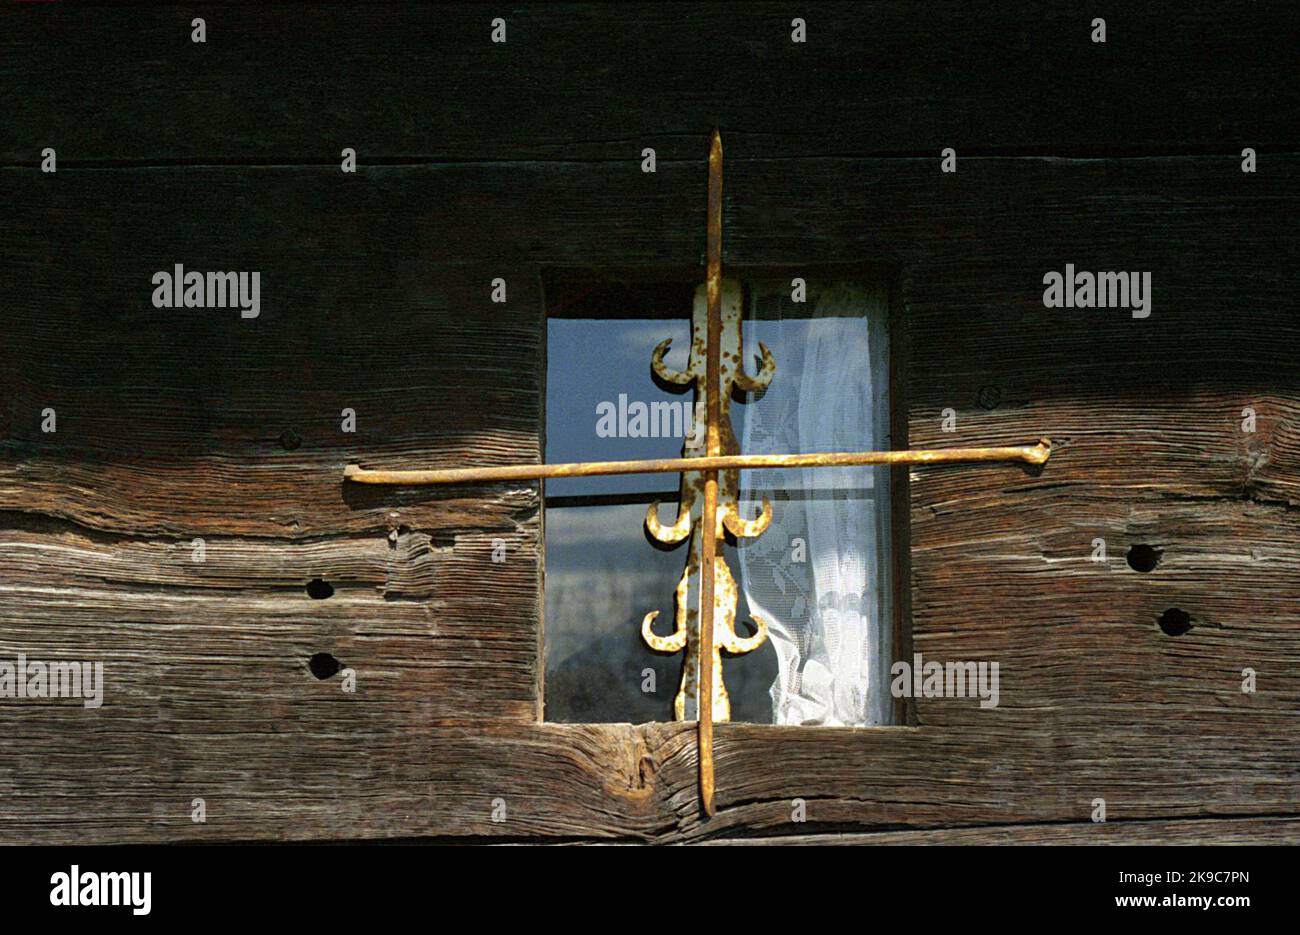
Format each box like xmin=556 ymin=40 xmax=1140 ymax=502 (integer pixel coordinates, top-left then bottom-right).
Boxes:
xmin=1157 ymin=608 xmax=1193 ymax=637
xmin=306 ymin=578 xmax=334 ymax=600
xmin=308 ymin=652 xmax=342 ymax=679
xmin=1127 ymin=544 xmax=1162 ymax=573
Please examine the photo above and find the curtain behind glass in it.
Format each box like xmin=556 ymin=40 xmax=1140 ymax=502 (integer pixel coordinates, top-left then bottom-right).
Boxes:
xmin=736 ymin=282 xmax=893 ymax=726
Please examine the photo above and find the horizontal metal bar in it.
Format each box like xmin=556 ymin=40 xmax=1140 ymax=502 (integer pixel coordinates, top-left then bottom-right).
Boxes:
xmin=344 ymin=438 xmax=1051 ymax=485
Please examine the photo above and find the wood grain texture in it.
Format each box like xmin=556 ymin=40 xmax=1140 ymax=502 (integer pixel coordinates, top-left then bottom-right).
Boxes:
xmin=1 ymin=3 xmax=1296 ymax=164
xmin=1 ymin=3 xmax=1298 ymax=844
xmin=705 ymin=818 xmax=1300 ymax=845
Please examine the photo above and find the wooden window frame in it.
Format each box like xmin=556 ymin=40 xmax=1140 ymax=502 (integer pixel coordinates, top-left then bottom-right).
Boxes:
xmin=539 ymin=263 xmax=914 ymax=729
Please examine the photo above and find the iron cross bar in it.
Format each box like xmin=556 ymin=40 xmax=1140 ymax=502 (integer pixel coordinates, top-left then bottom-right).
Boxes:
xmin=344 ymin=129 xmax=1052 ymax=818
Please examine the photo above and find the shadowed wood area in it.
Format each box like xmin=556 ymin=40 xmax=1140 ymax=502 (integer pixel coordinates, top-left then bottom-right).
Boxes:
xmin=1 ymin=3 xmax=1297 ymax=162
xmin=0 ymin=3 xmax=1297 ymax=843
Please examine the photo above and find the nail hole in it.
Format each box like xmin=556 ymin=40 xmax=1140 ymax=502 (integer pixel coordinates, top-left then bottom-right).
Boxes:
xmin=975 ymin=385 xmax=1002 ymax=410
xmin=279 ymin=429 xmax=301 ymax=451
xmin=306 ymin=578 xmax=334 ymax=600
xmin=1126 ymin=544 xmax=1162 ymax=573
xmin=308 ymin=652 xmax=341 ymax=679
xmin=1157 ymin=608 xmax=1193 ymax=637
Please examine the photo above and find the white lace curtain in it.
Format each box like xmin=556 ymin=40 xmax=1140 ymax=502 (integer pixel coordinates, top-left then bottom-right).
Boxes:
xmin=737 ymin=282 xmax=893 ymax=726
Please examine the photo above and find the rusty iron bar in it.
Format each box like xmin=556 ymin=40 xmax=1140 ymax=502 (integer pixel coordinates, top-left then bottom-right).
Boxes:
xmin=343 ymin=439 xmax=1053 ymax=486
xmin=697 ymin=127 xmax=724 ymax=818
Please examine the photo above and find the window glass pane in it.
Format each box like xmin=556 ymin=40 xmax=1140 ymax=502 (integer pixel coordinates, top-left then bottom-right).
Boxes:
xmin=543 ymin=279 xmax=893 ymax=727
xmin=544 ymin=313 xmax=779 ymax=723
xmin=545 ymin=318 xmax=686 ymax=498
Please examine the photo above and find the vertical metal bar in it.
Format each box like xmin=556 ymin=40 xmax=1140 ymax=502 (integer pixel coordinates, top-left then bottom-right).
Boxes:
xmin=698 ymin=128 xmax=723 ymax=817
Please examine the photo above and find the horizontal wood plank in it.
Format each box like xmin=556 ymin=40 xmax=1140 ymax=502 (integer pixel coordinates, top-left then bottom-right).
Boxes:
xmin=705 ymin=817 xmax=1300 ymax=845
xmin=1 ymin=3 xmax=1296 ymax=164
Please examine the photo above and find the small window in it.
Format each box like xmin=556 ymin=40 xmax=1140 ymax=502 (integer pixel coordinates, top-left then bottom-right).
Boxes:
xmin=543 ymin=273 xmax=900 ymax=727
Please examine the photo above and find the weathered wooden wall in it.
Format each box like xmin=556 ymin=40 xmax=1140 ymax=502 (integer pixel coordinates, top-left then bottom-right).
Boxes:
xmin=0 ymin=3 xmax=1297 ymax=843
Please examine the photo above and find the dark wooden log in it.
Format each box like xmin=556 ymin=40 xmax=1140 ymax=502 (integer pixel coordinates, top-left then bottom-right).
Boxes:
xmin=2 ymin=3 xmax=1296 ymax=163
